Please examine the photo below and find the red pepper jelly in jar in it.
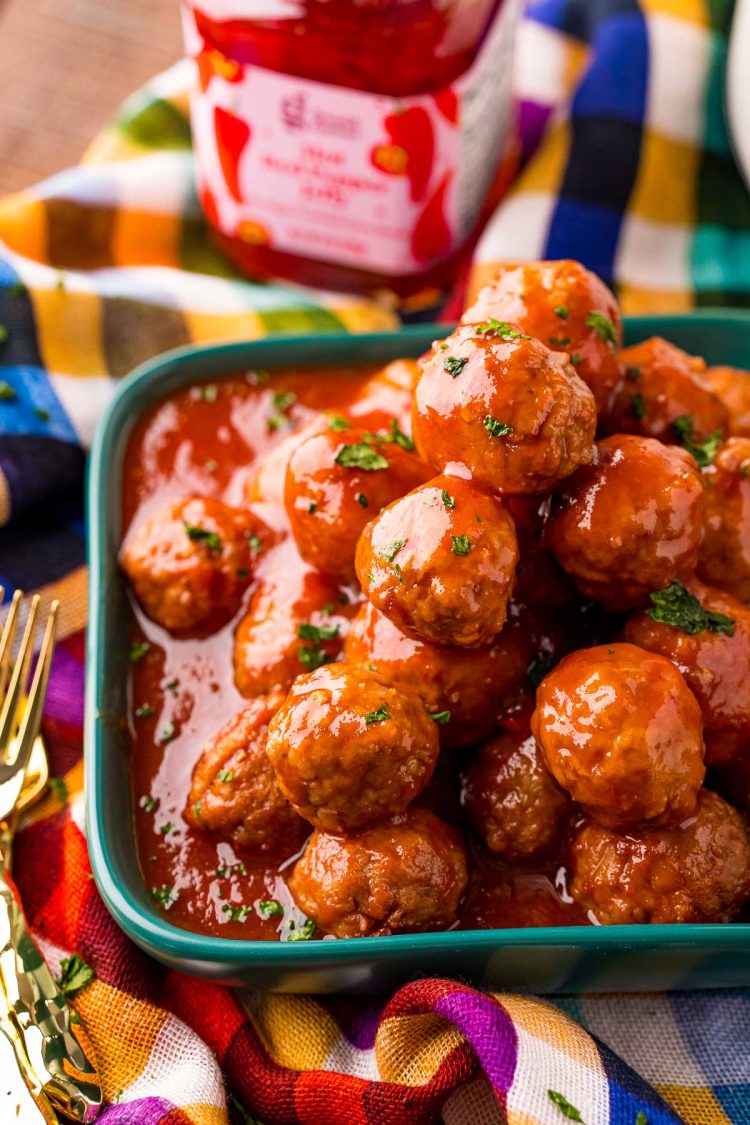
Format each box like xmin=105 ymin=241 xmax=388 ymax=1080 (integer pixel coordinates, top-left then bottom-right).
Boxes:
xmin=181 ymin=0 xmax=521 ymax=302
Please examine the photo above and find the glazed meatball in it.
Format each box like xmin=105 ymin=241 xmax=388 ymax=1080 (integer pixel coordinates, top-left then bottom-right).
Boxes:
xmin=603 ymin=337 xmax=728 ymax=444
xmin=265 ymin=663 xmax=439 ymax=832
xmin=185 ymin=694 xmax=308 ymax=854
xmin=706 ymin=366 xmax=750 ymax=437
xmin=568 ymin=790 xmax=750 ymax=924
xmin=412 ymin=322 xmax=596 ymax=495
xmin=544 ymin=435 xmax=705 ymax=610
xmin=462 ymin=259 xmax=623 ymax=412
xmin=347 ymin=359 xmax=418 ymax=433
xmin=624 ymin=578 xmax=750 ymax=766
xmin=233 ymin=537 xmax=352 ymax=698
xmin=355 ymin=475 xmax=518 ymax=648
xmin=288 ymin=807 xmax=467 ymax=937
xmin=246 ymin=416 xmax=328 ymax=507
xmin=343 ymin=600 xmax=531 ymax=750
xmin=698 ymin=437 xmax=750 ymax=601
xmin=285 ymin=426 xmax=430 ymax=579
xmin=463 ymin=732 xmax=570 ymax=861
xmin=121 ymin=497 xmax=259 ymax=631
xmin=532 ymin=643 xmax=705 ymax=830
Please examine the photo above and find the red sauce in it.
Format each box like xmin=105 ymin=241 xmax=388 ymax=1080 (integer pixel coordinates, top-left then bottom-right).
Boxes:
xmin=123 ymin=367 xmax=588 ymax=940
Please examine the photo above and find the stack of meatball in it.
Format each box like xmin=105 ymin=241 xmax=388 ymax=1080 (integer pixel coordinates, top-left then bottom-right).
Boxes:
xmin=122 ymin=259 xmax=750 ymax=938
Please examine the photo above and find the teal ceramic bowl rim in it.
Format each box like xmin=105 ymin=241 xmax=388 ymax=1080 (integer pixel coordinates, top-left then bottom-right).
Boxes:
xmin=86 ymin=314 xmax=750 ymax=967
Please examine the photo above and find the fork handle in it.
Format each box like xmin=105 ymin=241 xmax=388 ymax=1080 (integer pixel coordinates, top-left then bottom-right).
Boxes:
xmin=0 ymin=848 xmax=102 ymax=1123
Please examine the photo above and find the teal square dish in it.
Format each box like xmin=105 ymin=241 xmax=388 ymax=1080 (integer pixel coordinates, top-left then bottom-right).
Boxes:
xmin=86 ymin=312 xmax=750 ymax=992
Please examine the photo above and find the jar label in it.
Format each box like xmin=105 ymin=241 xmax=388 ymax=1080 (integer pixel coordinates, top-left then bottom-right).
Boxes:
xmin=184 ymin=1 xmax=520 ymax=276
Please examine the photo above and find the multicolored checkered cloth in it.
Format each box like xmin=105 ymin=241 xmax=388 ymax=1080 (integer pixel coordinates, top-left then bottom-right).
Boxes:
xmin=1 ymin=1 xmax=749 ymax=1122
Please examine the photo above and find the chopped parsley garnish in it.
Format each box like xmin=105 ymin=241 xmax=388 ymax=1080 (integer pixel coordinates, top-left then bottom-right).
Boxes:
xmin=216 ymin=861 xmax=247 ymax=878
xmin=335 ymin=443 xmax=389 ymax=471
xmin=328 ymin=415 xmax=350 ymax=431
xmin=437 ymin=342 xmax=448 ymax=350
xmin=163 ymin=678 xmax=179 ymax=694
xmin=201 ymin=383 xmax=218 ymax=402
xmin=159 ymin=722 xmax=177 ymax=744
xmin=183 ymin=522 xmax=222 ymax=555
xmin=297 ymin=621 xmax=339 ymax=672
xmin=475 ymin=514 xmax=482 ymax=523
xmin=451 ymin=533 xmax=472 ymax=556
xmin=130 ymin=641 xmax=150 ymax=663
xmin=152 ymin=885 xmax=179 ymax=911
xmin=570 ymin=351 xmax=581 ymax=365
xmin=140 ymin=794 xmax=159 ymax=813
xmin=630 ymin=393 xmax=646 ymax=420
xmin=391 ymin=562 xmax=404 ymax=584
xmin=272 ymin=389 xmax=297 ymax=412
xmin=258 ymin=900 xmax=284 ymax=919
xmin=246 ymin=531 xmax=262 ymax=552
xmin=429 ymin=710 xmax=451 ymax=724
xmin=626 ymin=365 xmax=641 ymax=381
xmin=585 ymin=311 xmax=618 ymax=345
xmin=56 ymin=954 xmax=95 ymax=998
xmin=267 ymin=414 xmax=285 ymax=432
xmin=299 ymin=623 xmax=340 ymax=644
xmin=553 ymin=305 xmax=570 ymax=320
xmin=249 ymin=369 xmax=270 ymax=385
xmin=285 ymin=918 xmax=316 ymax=941
xmin=547 ymin=1090 xmax=584 ymax=1122
xmin=742 ymin=462 xmax=750 ymax=478
xmin=159 ymin=821 xmax=176 ymax=835
xmin=441 ymin=489 xmax=455 ymax=509
xmin=205 ymin=459 xmax=218 ymax=472
xmin=527 ymin=651 xmax=555 ymax=687
xmin=192 ymin=801 xmax=202 ymax=816
xmin=0 ymin=380 xmax=16 ymax=400
xmin=135 ymin=704 xmax=154 ymax=719
xmin=307 ymin=501 xmax=317 ymax=514
xmin=357 ymin=492 xmax=369 ymax=507
xmin=484 ymin=416 xmax=513 ymax=438
xmin=217 ymin=769 xmax=234 ymax=783
xmin=475 ymin=319 xmax=529 ymax=340
xmin=48 ymin=776 xmax=68 ymax=801
xmin=222 ymin=903 xmax=251 ymax=922
xmin=236 ymin=567 xmax=249 ymax=579
xmin=365 ymin=704 xmax=391 ymax=724
xmin=548 ymin=335 xmax=571 ymax=347
xmin=647 ymin=579 xmax=735 ymax=637
xmin=673 ymin=414 xmax=724 ymax=467
xmin=322 ymin=602 xmax=334 ymax=615
xmin=383 ymin=538 xmax=406 ymax=562
xmin=386 ymin=417 xmax=416 ymax=451
xmin=444 ymin=355 xmax=467 ymax=378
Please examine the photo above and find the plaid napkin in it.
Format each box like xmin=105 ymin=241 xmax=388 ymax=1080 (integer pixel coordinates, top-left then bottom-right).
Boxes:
xmin=1 ymin=1 xmax=749 ymax=1123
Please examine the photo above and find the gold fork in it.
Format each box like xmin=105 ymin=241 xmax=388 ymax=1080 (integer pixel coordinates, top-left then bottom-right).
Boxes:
xmin=0 ymin=591 xmax=102 ymax=1123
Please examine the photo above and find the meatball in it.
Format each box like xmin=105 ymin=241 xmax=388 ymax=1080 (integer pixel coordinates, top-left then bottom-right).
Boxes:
xmin=462 ymin=259 xmax=623 ymax=412
xmin=246 ymin=416 xmax=328 ymax=507
xmin=355 ymin=475 xmax=518 ymax=648
xmin=568 ymin=790 xmax=750 ymax=924
xmin=288 ymin=807 xmax=467 ymax=937
xmin=343 ymin=600 xmax=531 ymax=750
xmin=624 ymin=578 xmax=750 ymax=766
xmin=602 ymin=337 xmax=728 ymax=444
xmin=531 ymin=643 xmax=705 ymax=830
xmin=698 ymin=437 xmax=750 ymax=601
xmin=347 ymin=359 xmax=418 ymax=433
xmin=121 ymin=496 xmax=259 ymax=631
xmin=544 ymin=435 xmax=705 ymax=610
xmin=463 ymin=732 xmax=570 ymax=861
xmin=285 ymin=426 xmax=430 ymax=579
xmin=412 ymin=322 xmax=596 ymax=495
xmin=265 ymin=663 xmax=439 ymax=832
xmin=233 ymin=538 xmax=352 ymax=698
xmin=185 ymin=695 xmax=308 ymax=854
xmin=706 ymin=366 xmax=750 ymax=437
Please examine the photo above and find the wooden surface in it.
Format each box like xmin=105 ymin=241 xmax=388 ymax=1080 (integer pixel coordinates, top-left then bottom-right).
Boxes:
xmin=0 ymin=0 xmax=181 ymax=196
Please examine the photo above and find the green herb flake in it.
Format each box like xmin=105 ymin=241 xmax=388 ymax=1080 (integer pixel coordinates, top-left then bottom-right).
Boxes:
xmin=236 ymin=567 xmax=249 ymax=579
xmin=0 ymin=380 xmax=16 ymax=401
xmin=673 ymin=414 xmax=724 ymax=468
xmin=57 ymin=954 xmax=95 ymax=998
xmin=451 ymin=533 xmax=472 ymax=556
xmin=249 ymin=369 xmax=270 ymax=385
xmin=335 ymin=443 xmax=389 ymax=471
xmin=159 ymin=722 xmax=177 ymax=744
xmin=527 ymin=652 xmax=555 ymax=688
xmin=217 ymin=769 xmax=234 ymax=783
xmin=391 ymin=562 xmax=404 ymax=584
xmin=547 ymin=1090 xmax=584 ymax=1122
xmin=647 ymin=579 xmax=735 ymax=637
xmin=152 ymin=885 xmax=179 ymax=911
xmin=246 ymin=531 xmax=262 ymax=552
xmin=183 ymin=522 xmax=222 ymax=555
xmin=201 ymin=383 xmax=218 ymax=402
xmin=48 ymin=776 xmax=68 ymax=801
xmin=437 ymin=342 xmax=448 ymax=351
xmin=386 ymin=417 xmax=416 ymax=452
xmin=475 ymin=319 xmax=530 ymax=340
xmin=444 ymin=355 xmax=468 ymax=378
xmin=585 ymin=311 xmax=618 ymax=346
xmin=130 ymin=641 xmax=150 ymax=664
xmin=258 ymin=899 xmax=284 ymax=919
xmin=286 ymin=918 xmax=316 ymax=942
xmin=299 ymin=622 xmax=340 ymax=643
xmin=630 ymin=393 xmax=646 ymax=420
xmin=548 ymin=335 xmax=571 ymax=347
xmin=328 ymin=415 xmax=350 ymax=431
xmin=272 ymin=389 xmax=297 ymax=413
xmin=322 ymin=602 xmax=334 ymax=615
xmin=140 ymin=794 xmax=159 ymax=813
xmin=307 ymin=501 xmax=317 ymax=514
xmin=383 ymin=538 xmax=406 ymax=563
xmin=570 ymin=351 xmax=582 ymax=365
xmin=163 ymin=678 xmax=179 ymax=694
xmin=553 ymin=305 xmax=570 ymax=320
xmin=475 ymin=514 xmax=483 ymax=523
xmin=135 ymin=704 xmax=154 ymax=719
xmin=357 ymin=492 xmax=369 ymax=508
xmin=159 ymin=821 xmax=176 ymax=836
xmin=429 ymin=710 xmax=451 ymax=724
xmin=626 ymin=365 xmax=641 ymax=382
xmin=742 ymin=462 xmax=750 ymax=479
xmin=441 ymin=489 xmax=455 ymax=510
xmin=192 ymin=801 xmax=203 ymax=816
xmin=267 ymin=413 xmax=285 ymax=432
xmin=365 ymin=704 xmax=391 ymax=724
xmin=222 ymin=903 xmax=251 ymax=922
xmin=484 ymin=416 xmax=514 ymax=438
xmin=297 ymin=622 xmax=339 ymax=672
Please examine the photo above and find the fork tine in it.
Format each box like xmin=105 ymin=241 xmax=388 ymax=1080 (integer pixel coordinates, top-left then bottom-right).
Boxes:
xmin=0 ymin=590 xmax=23 ymax=703
xmin=0 ymin=594 xmax=40 ymax=760
xmin=13 ymin=602 xmax=58 ymax=778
